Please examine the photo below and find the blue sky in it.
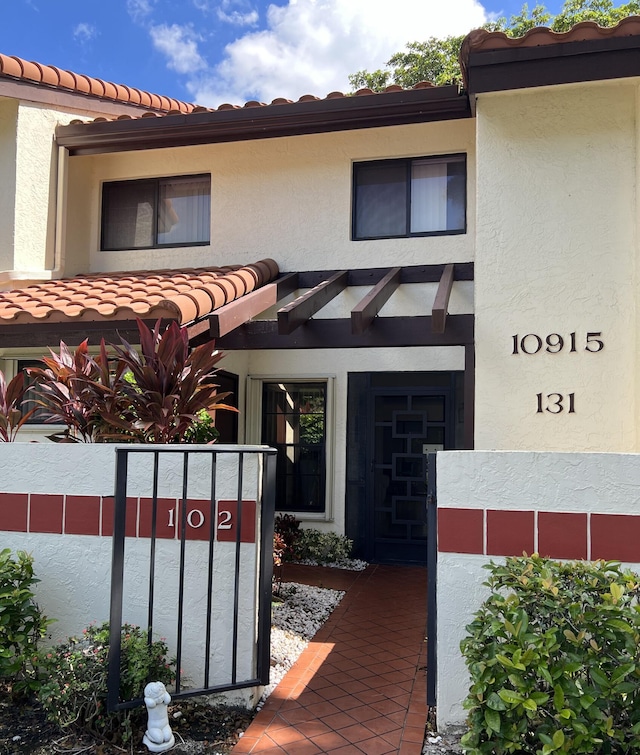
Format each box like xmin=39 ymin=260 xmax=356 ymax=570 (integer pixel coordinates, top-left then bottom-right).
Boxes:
xmin=2 ymin=0 xmax=566 ymax=107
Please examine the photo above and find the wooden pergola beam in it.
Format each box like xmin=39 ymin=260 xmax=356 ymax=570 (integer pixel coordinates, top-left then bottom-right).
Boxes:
xmin=351 ymin=267 xmax=401 ymax=335
xmin=278 ymin=271 xmax=348 ymax=335
xmin=432 ymin=263 xmax=455 ymax=334
xmin=207 ymin=272 xmax=298 ymax=338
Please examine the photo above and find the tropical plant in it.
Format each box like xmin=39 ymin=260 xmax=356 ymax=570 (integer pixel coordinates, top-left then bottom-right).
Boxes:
xmin=349 ymin=0 xmax=640 ymax=91
xmin=0 ymin=370 xmax=38 ymax=441
xmin=26 ymin=339 xmax=129 ymax=442
xmin=460 ymin=555 xmax=640 ymax=754
xmin=27 ymin=318 xmax=235 ymax=443
xmin=0 ymin=549 xmax=52 ymax=698
xmin=274 ymin=514 xmax=302 ymax=562
xmin=37 ymin=622 xmax=175 ymax=745
xmin=296 ymin=529 xmax=354 ymax=566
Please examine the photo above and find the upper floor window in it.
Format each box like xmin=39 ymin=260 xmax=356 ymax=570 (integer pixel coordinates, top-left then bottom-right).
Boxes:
xmin=101 ymin=174 xmax=211 ymax=251
xmin=352 ymin=154 xmax=466 ymax=240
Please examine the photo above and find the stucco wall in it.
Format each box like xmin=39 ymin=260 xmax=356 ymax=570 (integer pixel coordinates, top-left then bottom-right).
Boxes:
xmin=0 ymin=98 xmax=18 ymax=270
xmin=474 ymin=81 xmax=639 ymax=451
xmin=0 ymin=444 xmax=266 ymax=696
xmin=63 ymin=119 xmax=476 ymax=276
xmin=435 ymin=450 xmax=640 ymax=729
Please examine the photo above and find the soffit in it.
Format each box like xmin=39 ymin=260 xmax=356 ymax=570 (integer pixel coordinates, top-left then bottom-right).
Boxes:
xmin=55 ymin=84 xmax=470 ymax=156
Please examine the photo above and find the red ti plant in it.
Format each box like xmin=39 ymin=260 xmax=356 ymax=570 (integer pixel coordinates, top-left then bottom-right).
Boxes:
xmin=0 ymin=370 xmax=38 ymax=441
xmin=106 ymin=319 xmax=235 ymax=443
xmin=25 ymin=338 xmax=129 ymax=442
xmin=27 ymin=318 xmax=235 ymax=443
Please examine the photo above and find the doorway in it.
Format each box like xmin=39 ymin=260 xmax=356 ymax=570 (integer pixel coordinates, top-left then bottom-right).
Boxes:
xmin=346 ymin=372 xmax=463 ymax=564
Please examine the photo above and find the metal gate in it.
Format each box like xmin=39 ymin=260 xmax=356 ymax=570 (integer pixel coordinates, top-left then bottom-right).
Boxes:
xmin=426 ymin=451 xmax=438 ymax=715
xmin=107 ymin=445 xmax=276 ymax=712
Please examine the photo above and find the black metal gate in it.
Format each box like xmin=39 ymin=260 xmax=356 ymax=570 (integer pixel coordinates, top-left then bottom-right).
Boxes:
xmin=107 ymin=445 xmax=276 ymax=712
xmin=426 ymin=451 xmax=438 ymax=714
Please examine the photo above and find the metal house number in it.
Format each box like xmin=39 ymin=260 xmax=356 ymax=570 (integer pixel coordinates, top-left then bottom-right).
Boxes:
xmin=510 ymin=331 xmax=604 ymax=415
xmin=166 ymin=507 xmax=233 ymax=529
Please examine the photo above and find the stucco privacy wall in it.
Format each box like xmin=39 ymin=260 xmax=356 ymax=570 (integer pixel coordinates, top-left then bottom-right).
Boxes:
xmin=474 ymin=81 xmax=638 ymax=452
xmin=0 ymin=444 xmax=265 ymax=691
xmin=435 ymin=450 xmax=640 ymax=729
xmin=63 ymin=119 xmax=476 ymax=276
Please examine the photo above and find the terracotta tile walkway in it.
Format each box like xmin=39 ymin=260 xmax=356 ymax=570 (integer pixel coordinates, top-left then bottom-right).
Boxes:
xmin=231 ymin=563 xmax=428 ymax=755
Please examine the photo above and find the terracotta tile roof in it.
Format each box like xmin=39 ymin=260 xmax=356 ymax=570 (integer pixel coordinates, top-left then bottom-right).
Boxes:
xmin=68 ymin=80 xmax=437 ymax=125
xmin=0 ymin=53 xmax=195 ymax=113
xmin=0 ymin=260 xmax=279 ymax=327
xmin=462 ymin=15 xmax=640 ymax=55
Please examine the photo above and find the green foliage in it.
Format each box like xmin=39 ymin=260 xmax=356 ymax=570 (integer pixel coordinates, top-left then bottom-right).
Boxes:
xmin=27 ymin=318 xmax=235 ymax=443
xmin=37 ymin=622 xmax=175 ymax=745
xmin=460 ymin=555 xmax=640 ymax=754
xmin=296 ymin=529 xmax=354 ymax=565
xmin=0 ymin=371 xmax=38 ymax=441
xmin=348 ymin=0 xmax=639 ymax=90
xmin=0 ymin=549 xmax=52 ymax=698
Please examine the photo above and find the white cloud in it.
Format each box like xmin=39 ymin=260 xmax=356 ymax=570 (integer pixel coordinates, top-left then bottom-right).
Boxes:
xmin=193 ymin=0 xmax=212 ymax=11
xmin=127 ymin=0 xmax=155 ymax=23
xmin=73 ymin=22 xmax=97 ymax=43
xmin=149 ymin=24 xmax=208 ymax=74
xmin=217 ymin=8 xmax=259 ymax=26
xmin=187 ymin=0 xmax=488 ymax=107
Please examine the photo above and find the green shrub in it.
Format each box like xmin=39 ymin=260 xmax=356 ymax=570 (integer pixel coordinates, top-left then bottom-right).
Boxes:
xmin=37 ymin=622 xmax=175 ymax=745
xmin=296 ymin=529 xmax=353 ymax=565
xmin=0 ymin=548 xmax=52 ymax=697
xmin=460 ymin=555 xmax=640 ymax=755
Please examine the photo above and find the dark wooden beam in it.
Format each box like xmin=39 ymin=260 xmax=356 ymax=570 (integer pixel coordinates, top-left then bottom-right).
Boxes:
xmin=207 ymin=272 xmax=299 ymax=338
xmin=278 ymin=271 xmax=348 ymax=335
xmin=351 ymin=267 xmax=401 ymax=335
xmin=296 ymin=262 xmax=473 ymax=289
xmin=0 ymin=318 xmax=173 ymax=349
xmin=464 ymin=343 xmax=475 ymax=450
xmin=217 ymin=314 xmax=473 ymax=350
xmin=432 ymin=263 xmax=455 ymax=334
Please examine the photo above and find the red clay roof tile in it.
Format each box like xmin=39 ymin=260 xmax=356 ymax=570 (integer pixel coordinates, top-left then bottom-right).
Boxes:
xmin=0 ymin=53 xmax=195 ymax=113
xmin=0 ymin=260 xmax=278 ymax=328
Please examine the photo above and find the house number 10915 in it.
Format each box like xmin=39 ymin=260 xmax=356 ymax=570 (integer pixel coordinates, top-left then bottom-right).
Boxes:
xmin=511 ymin=332 xmax=604 ymax=355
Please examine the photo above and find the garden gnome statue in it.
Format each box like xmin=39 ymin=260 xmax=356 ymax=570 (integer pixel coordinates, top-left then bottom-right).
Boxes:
xmin=142 ymin=681 xmax=175 ymax=752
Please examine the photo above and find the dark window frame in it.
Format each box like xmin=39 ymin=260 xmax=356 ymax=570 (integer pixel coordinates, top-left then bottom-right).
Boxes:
xmin=351 ymin=153 xmax=467 ymax=241
xmin=261 ymin=381 xmax=328 ymax=515
xmin=100 ymin=173 xmax=211 ymax=252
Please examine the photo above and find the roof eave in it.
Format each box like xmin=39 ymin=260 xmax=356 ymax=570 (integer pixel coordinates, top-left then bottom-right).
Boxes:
xmin=55 ymin=85 xmax=471 ymax=156
xmin=465 ymin=34 xmax=640 ymax=107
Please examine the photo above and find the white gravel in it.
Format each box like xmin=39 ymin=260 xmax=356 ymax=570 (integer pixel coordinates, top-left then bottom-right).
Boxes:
xmin=257 ymin=582 xmax=345 ymax=703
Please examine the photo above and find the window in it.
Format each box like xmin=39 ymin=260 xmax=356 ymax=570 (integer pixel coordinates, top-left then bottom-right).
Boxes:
xmin=352 ymin=154 xmax=466 ymax=240
xmin=101 ymin=174 xmax=210 ymax=251
xmin=17 ymin=361 xmax=48 ymax=424
xmin=261 ymin=382 xmax=327 ymax=513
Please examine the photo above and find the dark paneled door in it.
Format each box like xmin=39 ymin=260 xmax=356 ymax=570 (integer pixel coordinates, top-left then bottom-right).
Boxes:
xmin=367 ymin=387 xmax=451 ymax=564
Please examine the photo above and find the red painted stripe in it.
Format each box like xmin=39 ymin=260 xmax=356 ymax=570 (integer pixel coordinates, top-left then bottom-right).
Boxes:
xmin=65 ymin=495 xmax=100 ymax=536
xmin=30 ymin=494 xmax=63 ymax=534
xmin=0 ymin=493 xmax=28 ymax=532
xmin=487 ymin=509 xmax=534 ymax=557
xmin=538 ymin=512 xmax=587 ymax=560
xmin=101 ymin=497 xmax=137 ymax=537
xmin=438 ymin=508 xmax=483 ymax=554
xmin=591 ymin=514 xmax=640 ymax=562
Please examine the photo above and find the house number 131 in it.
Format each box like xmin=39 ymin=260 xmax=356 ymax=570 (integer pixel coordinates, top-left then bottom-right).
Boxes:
xmin=536 ymin=393 xmax=575 ymax=414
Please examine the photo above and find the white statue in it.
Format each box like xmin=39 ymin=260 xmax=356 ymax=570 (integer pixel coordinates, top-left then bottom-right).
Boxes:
xmin=142 ymin=681 xmax=175 ymax=753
